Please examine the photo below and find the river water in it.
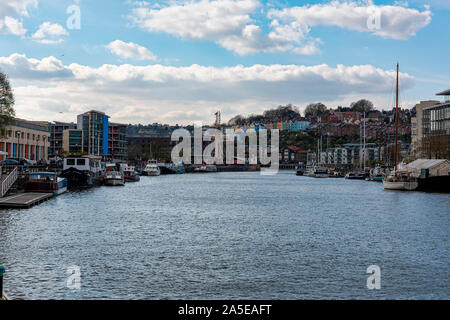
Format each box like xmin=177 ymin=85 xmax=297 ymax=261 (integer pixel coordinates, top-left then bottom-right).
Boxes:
xmin=0 ymin=171 xmax=448 ymax=299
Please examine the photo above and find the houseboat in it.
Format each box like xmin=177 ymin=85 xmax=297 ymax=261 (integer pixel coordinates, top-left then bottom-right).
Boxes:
xmin=60 ymin=156 xmax=104 ymax=189
xmin=25 ymin=172 xmax=68 ymax=195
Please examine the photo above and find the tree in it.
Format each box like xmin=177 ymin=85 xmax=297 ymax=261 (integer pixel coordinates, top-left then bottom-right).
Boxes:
xmin=263 ymin=104 xmax=301 ymax=122
xmin=350 ymin=99 xmax=374 ymax=113
xmin=304 ymin=103 xmax=327 ymax=118
xmin=227 ymin=115 xmax=246 ymax=126
xmin=0 ymin=70 xmax=15 ymax=137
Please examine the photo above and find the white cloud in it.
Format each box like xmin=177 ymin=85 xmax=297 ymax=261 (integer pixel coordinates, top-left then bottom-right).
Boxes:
xmin=0 ymin=16 xmax=27 ymax=36
xmin=131 ymin=0 xmax=258 ymax=40
xmin=0 ymin=0 xmax=38 ymax=36
xmin=0 ymin=0 xmax=37 ymax=18
xmin=129 ymin=0 xmax=432 ymax=55
xmin=0 ymin=53 xmax=415 ymax=124
xmin=32 ymin=22 xmax=68 ymax=44
xmin=130 ymin=0 xmax=317 ymax=55
xmin=106 ymin=40 xmax=157 ymax=61
xmin=269 ymin=0 xmax=432 ymax=40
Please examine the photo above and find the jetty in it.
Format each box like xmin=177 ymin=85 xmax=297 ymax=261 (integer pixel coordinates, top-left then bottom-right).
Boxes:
xmin=0 ymin=193 xmax=53 ymax=209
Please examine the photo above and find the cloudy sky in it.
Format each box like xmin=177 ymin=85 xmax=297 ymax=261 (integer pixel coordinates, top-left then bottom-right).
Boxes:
xmin=0 ymin=0 xmax=449 ymax=125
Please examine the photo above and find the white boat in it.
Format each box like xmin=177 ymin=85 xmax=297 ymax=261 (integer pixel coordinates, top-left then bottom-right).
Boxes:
xmin=143 ymin=160 xmax=160 ymax=176
xmin=104 ymin=171 xmax=125 ymax=186
xmin=307 ymin=166 xmax=328 ymax=178
xmin=383 ymin=171 xmax=418 ymax=191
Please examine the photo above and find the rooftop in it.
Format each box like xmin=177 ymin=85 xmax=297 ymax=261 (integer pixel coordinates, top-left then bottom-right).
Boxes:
xmin=436 ymin=89 xmax=450 ymax=96
xmin=405 ymin=159 xmax=450 ymax=170
xmin=12 ymin=118 xmax=50 ymax=133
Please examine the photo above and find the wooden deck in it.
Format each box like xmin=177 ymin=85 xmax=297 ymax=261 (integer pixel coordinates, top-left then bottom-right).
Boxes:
xmin=0 ymin=192 xmax=53 ymax=209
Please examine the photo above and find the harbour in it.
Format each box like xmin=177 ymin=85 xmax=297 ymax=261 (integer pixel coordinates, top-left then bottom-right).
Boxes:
xmin=0 ymin=171 xmax=448 ymax=299
xmin=0 ymin=0 xmax=449 ymax=304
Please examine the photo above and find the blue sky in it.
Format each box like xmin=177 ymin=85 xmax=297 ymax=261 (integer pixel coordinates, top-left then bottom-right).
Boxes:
xmin=0 ymin=0 xmax=449 ymax=124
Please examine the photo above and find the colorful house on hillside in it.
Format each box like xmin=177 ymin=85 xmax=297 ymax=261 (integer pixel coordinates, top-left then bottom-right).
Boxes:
xmin=290 ymin=121 xmax=310 ymax=131
xmin=281 ymin=122 xmax=290 ymax=131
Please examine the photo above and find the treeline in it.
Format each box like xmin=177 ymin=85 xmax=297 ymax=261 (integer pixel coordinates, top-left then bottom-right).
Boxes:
xmin=228 ymin=104 xmax=303 ymax=126
xmin=228 ymin=100 xmax=375 ymax=125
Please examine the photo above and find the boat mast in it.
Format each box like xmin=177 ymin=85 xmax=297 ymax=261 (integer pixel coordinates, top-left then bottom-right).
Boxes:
xmin=363 ymin=111 xmax=366 ymax=171
xmin=394 ymin=63 xmax=399 ymax=172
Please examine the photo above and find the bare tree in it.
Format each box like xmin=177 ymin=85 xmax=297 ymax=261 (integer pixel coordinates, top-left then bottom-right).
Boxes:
xmin=304 ymin=103 xmax=327 ymax=118
xmin=350 ymin=99 xmax=374 ymax=113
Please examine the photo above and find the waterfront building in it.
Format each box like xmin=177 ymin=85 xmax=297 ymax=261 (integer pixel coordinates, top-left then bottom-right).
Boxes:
xmin=62 ymin=129 xmax=84 ymax=154
xmin=319 ymin=143 xmax=380 ymax=167
xmin=411 ymin=100 xmax=440 ymax=157
xmin=280 ymin=146 xmax=308 ymax=164
xmin=49 ymin=121 xmax=77 ymax=157
xmin=421 ymin=90 xmax=450 ymax=160
xmin=0 ymin=118 xmax=50 ymax=161
xmin=108 ymin=122 xmax=128 ymax=160
xmin=77 ymin=110 xmax=109 ymax=156
xmin=404 ymin=158 xmax=450 ymax=177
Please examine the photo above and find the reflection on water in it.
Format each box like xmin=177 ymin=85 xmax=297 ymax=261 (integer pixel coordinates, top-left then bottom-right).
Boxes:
xmin=0 ymin=171 xmax=449 ymax=299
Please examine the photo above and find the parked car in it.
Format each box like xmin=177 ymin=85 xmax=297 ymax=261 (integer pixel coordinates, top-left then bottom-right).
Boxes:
xmin=0 ymin=159 xmax=19 ymax=165
xmin=5 ymin=157 xmax=33 ymax=166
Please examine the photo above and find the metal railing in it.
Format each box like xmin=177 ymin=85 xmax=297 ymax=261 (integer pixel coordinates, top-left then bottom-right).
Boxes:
xmin=1 ymin=167 xmax=18 ymax=197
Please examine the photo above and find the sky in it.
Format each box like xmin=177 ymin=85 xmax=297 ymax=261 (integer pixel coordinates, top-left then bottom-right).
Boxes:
xmin=0 ymin=0 xmax=449 ymax=125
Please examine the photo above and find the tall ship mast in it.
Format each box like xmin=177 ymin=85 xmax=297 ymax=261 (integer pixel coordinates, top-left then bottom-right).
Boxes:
xmin=383 ymin=63 xmax=418 ymax=191
xmin=394 ymin=62 xmax=399 ymax=173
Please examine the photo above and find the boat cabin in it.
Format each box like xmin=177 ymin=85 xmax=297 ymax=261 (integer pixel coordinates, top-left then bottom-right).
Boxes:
xmin=63 ymin=156 xmax=102 ymax=175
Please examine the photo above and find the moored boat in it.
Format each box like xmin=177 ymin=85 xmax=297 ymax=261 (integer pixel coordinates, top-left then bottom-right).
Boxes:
xmin=306 ymin=166 xmax=328 ymax=178
xmin=369 ymin=166 xmax=384 ymax=182
xmin=383 ymin=170 xmax=418 ymax=191
xmin=25 ymin=172 xmax=67 ymax=195
xmin=382 ymin=63 xmax=418 ymax=192
xmin=123 ymin=165 xmax=140 ymax=182
xmin=345 ymin=172 xmax=367 ymax=180
xmin=104 ymin=171 xmax=125 ymax=186
xmin=60 ymin=156 xmax=103 ymax=189
xmin=143 ymin=160 xmax=160 ymax=176
xmin=194 ymin=164 xmax=217 ymax=173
